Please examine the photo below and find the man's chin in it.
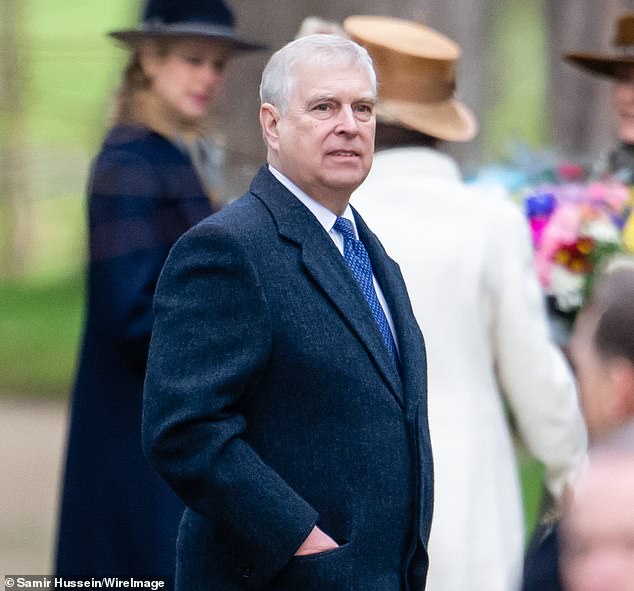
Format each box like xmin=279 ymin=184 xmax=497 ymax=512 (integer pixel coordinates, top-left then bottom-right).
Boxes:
xmin=325 ymin=170 xmax=371 ymax=193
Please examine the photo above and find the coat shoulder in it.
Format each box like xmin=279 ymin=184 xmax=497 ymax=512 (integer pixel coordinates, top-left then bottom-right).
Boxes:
xmin=100 ymin=125 xmax=188 ymax=165
xmin=174 ymin=191 xmax=276 ymax=259
xmin=91 ymin=126 xmax=209 ymax=211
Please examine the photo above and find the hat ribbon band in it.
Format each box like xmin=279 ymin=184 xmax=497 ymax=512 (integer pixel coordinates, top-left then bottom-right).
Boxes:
xmin=140 ymin=21 xmax=237 ymax=38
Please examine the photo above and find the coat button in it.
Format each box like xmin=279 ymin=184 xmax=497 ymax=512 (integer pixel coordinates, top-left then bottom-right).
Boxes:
xmin=237 ymin=567 xmax=251 ymax=579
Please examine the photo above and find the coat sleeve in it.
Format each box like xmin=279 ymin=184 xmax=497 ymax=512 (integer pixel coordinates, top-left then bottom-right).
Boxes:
xmin=142 ymin=220 xmax=318 ymax=580
xmin=87 ymin=148 xmax=177 ymax=367
xmin=485 ymin=198 xmax=587 ymax=502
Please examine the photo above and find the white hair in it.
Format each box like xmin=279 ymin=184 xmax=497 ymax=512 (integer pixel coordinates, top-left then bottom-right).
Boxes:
xmin=259 ymin=34 xmax=377 ymax=114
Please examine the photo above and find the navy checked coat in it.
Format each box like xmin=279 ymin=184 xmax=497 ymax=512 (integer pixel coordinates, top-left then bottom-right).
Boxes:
xmin=56 ymin=125 xmax=213 ymax=579
xmin=143 ymin=166 xmax=434 ymax=591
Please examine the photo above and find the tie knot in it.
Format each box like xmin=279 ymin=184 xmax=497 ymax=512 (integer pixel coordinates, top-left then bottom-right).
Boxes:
xmin=333 ymin=216 xmax=356 ymax=242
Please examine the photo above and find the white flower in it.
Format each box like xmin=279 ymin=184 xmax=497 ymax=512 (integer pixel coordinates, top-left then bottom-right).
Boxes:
xmin=584 ymin=220 xmax=621 ymax=243
xmin=548 ymin=266 xmax=584 ymax=312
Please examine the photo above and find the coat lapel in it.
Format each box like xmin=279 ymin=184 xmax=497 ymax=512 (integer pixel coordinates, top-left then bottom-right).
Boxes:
xmin=355 ymin=209 xmax=427 ymax=416
xmin=249 ymin=167 xmax=403 ymax=404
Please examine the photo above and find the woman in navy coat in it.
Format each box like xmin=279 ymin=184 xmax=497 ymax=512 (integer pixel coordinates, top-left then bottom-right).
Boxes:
xmin=55 ymin=0 xmax=262 ymax=580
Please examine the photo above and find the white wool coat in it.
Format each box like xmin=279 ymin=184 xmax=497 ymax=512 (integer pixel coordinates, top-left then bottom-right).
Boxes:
xmin=352 ymin=147 xmax=587 ymax=591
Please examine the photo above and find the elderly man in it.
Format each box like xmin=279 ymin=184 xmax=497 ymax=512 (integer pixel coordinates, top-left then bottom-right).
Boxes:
xmin=143 ymin=34 xmax=432 ymax=591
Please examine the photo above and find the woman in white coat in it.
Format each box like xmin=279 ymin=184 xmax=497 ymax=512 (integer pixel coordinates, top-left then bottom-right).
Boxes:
xmin=345 ymin=16 xmax=587 ymax=591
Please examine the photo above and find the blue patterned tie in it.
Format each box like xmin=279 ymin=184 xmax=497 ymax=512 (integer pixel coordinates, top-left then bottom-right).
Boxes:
xmin=333 ymin=217 xmax=399 ymax=368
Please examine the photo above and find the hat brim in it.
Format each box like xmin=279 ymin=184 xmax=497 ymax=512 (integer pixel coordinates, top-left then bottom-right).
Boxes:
xmin=109 ymin=24 xmax=265 ymax=53
xmin=377 ymin=97 xmax=478 ymax=142
xmin=564 ymin=52 xmax=634 ymax=79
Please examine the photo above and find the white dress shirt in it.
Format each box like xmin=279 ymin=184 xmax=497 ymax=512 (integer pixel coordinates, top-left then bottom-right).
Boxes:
xmin=269 ymin=165 xmax=398 ymax=350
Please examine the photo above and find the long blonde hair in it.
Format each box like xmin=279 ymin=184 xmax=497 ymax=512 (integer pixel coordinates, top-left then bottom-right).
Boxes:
xmin=110 ymin=39 xmax=174 ymax=126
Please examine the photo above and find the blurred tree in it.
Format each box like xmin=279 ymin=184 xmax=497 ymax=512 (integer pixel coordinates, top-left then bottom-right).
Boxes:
xmin=0 ymin=0 xmax=32 ymax=278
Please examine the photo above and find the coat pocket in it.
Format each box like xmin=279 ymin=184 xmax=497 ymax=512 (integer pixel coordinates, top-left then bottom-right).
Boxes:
xmin=267 ymin=542 xmax=353 ymax=591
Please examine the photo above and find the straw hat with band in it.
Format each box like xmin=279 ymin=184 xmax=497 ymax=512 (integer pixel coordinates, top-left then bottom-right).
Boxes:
xmin=343 ymin=15 xmax=477 ymax=142
xmin=565 ymin=13 xmax=634 ymax=79
xmin=109 ymin=0 xmax=264 ymax=53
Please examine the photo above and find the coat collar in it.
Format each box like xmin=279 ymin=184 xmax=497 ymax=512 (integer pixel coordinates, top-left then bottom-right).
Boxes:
xmin=249 ymin=166 xmax=404 ymax=405
xmin=372 ymin=146 xmax=462 ymax=182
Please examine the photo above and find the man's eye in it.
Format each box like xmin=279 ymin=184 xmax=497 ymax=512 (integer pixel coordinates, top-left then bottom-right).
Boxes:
xmin=354 ymin=104 xmax=374 ymax=121
xmin=315 ymin=104 xmax=331 ymax=111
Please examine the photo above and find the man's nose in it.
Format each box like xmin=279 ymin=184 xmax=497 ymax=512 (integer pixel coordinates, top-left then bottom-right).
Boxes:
xmin=334 ymin=105 xmax=359 ymax=134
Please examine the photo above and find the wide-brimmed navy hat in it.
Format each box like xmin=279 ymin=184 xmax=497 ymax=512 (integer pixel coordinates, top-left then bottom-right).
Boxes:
xmin=109 ymin=0 xmax=264 ymax=52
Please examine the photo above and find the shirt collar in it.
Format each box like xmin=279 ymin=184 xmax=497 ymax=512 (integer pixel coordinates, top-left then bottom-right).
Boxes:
xmin=268 ymin=164 xmax=358 ymax=238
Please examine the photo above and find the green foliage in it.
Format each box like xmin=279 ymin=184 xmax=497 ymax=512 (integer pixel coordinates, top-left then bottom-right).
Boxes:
xmin=484 ymin=0 xmax=548 ymax=159
xmin=519 ymin=453 xmax=547 ymax=537
xmin=582 ymin=240 xmax=628 ymax=304
xmin=9 ymin=1 xmax=139 ymax=148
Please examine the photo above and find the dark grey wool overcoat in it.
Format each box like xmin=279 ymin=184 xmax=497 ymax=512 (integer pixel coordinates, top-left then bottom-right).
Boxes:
xmin=143 ymin=165 xmax=434 ymax=591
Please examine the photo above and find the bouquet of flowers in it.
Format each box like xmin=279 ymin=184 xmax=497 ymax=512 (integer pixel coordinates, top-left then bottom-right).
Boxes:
xmin=523 ymin=163 xmax=634 ymax=313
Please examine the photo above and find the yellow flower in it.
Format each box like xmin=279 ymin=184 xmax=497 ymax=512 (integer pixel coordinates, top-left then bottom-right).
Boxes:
xmin=624 ymin=211 xmax=634 ymax=252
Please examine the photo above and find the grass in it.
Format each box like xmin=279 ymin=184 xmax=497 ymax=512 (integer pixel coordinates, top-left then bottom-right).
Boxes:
xmin=0 ymin=0 xmax=134 ymax=401
xmin=0 ymin=273 xmax=83 ymax=399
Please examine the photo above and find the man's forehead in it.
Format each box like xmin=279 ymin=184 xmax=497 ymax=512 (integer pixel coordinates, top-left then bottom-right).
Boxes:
xmin=294 ymin=59 xmax=373 ymax=86
xmin=305 ymin=90 xmax=377 ymax=103
xmin=294 ymin=70 xmax=375 ymax=104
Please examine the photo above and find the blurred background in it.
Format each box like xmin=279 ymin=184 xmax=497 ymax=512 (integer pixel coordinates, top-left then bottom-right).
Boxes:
xmin=1 ymin=0 xmax=633 ymax=575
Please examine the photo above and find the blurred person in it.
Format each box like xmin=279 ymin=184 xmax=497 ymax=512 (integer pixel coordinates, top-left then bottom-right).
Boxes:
xmin=565 ymin=12 xmax=634 ymax=256
xmin=142 ymin=33 xmax=433 ymax=590
xmin=523 ymin=260 xmax=634 ymax=590
xmin=294 ymin=15 xmax=348 ymax=39
xmin=565 ymin=12 xmax=634 ymax=185
xmin=55 ymin=0 xmax=262 ymax=581
xmin=568 ymin=260 xmax=634 ymax=444
xmin=345 ymin=16 xmax=587 ymax=591
xmin=559 ymin=443 xmax=634 ymax=591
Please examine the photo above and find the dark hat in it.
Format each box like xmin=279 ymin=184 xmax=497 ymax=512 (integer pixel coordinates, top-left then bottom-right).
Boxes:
xmin=564 ymin=13 xmax=634 ymax=79
xmin=109 ymin=0 xmax=264 ymax=52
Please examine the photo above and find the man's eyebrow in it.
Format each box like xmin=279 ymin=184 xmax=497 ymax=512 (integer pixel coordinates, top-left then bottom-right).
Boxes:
xmin=308 ymin=94 xmax=338 ymax=104
xmin=307 ymin=94 xmax=377 ymax=104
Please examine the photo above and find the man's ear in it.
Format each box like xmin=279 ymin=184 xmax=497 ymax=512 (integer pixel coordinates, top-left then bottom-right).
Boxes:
xmin=260 ymin=103 xmax=281 ymax=151
xmin=608 ymin=358 xmax=634 ymax=418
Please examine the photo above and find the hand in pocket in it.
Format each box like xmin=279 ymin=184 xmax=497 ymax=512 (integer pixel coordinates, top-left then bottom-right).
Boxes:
xmin=294 ymin=525 xmax=339 ymax=556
